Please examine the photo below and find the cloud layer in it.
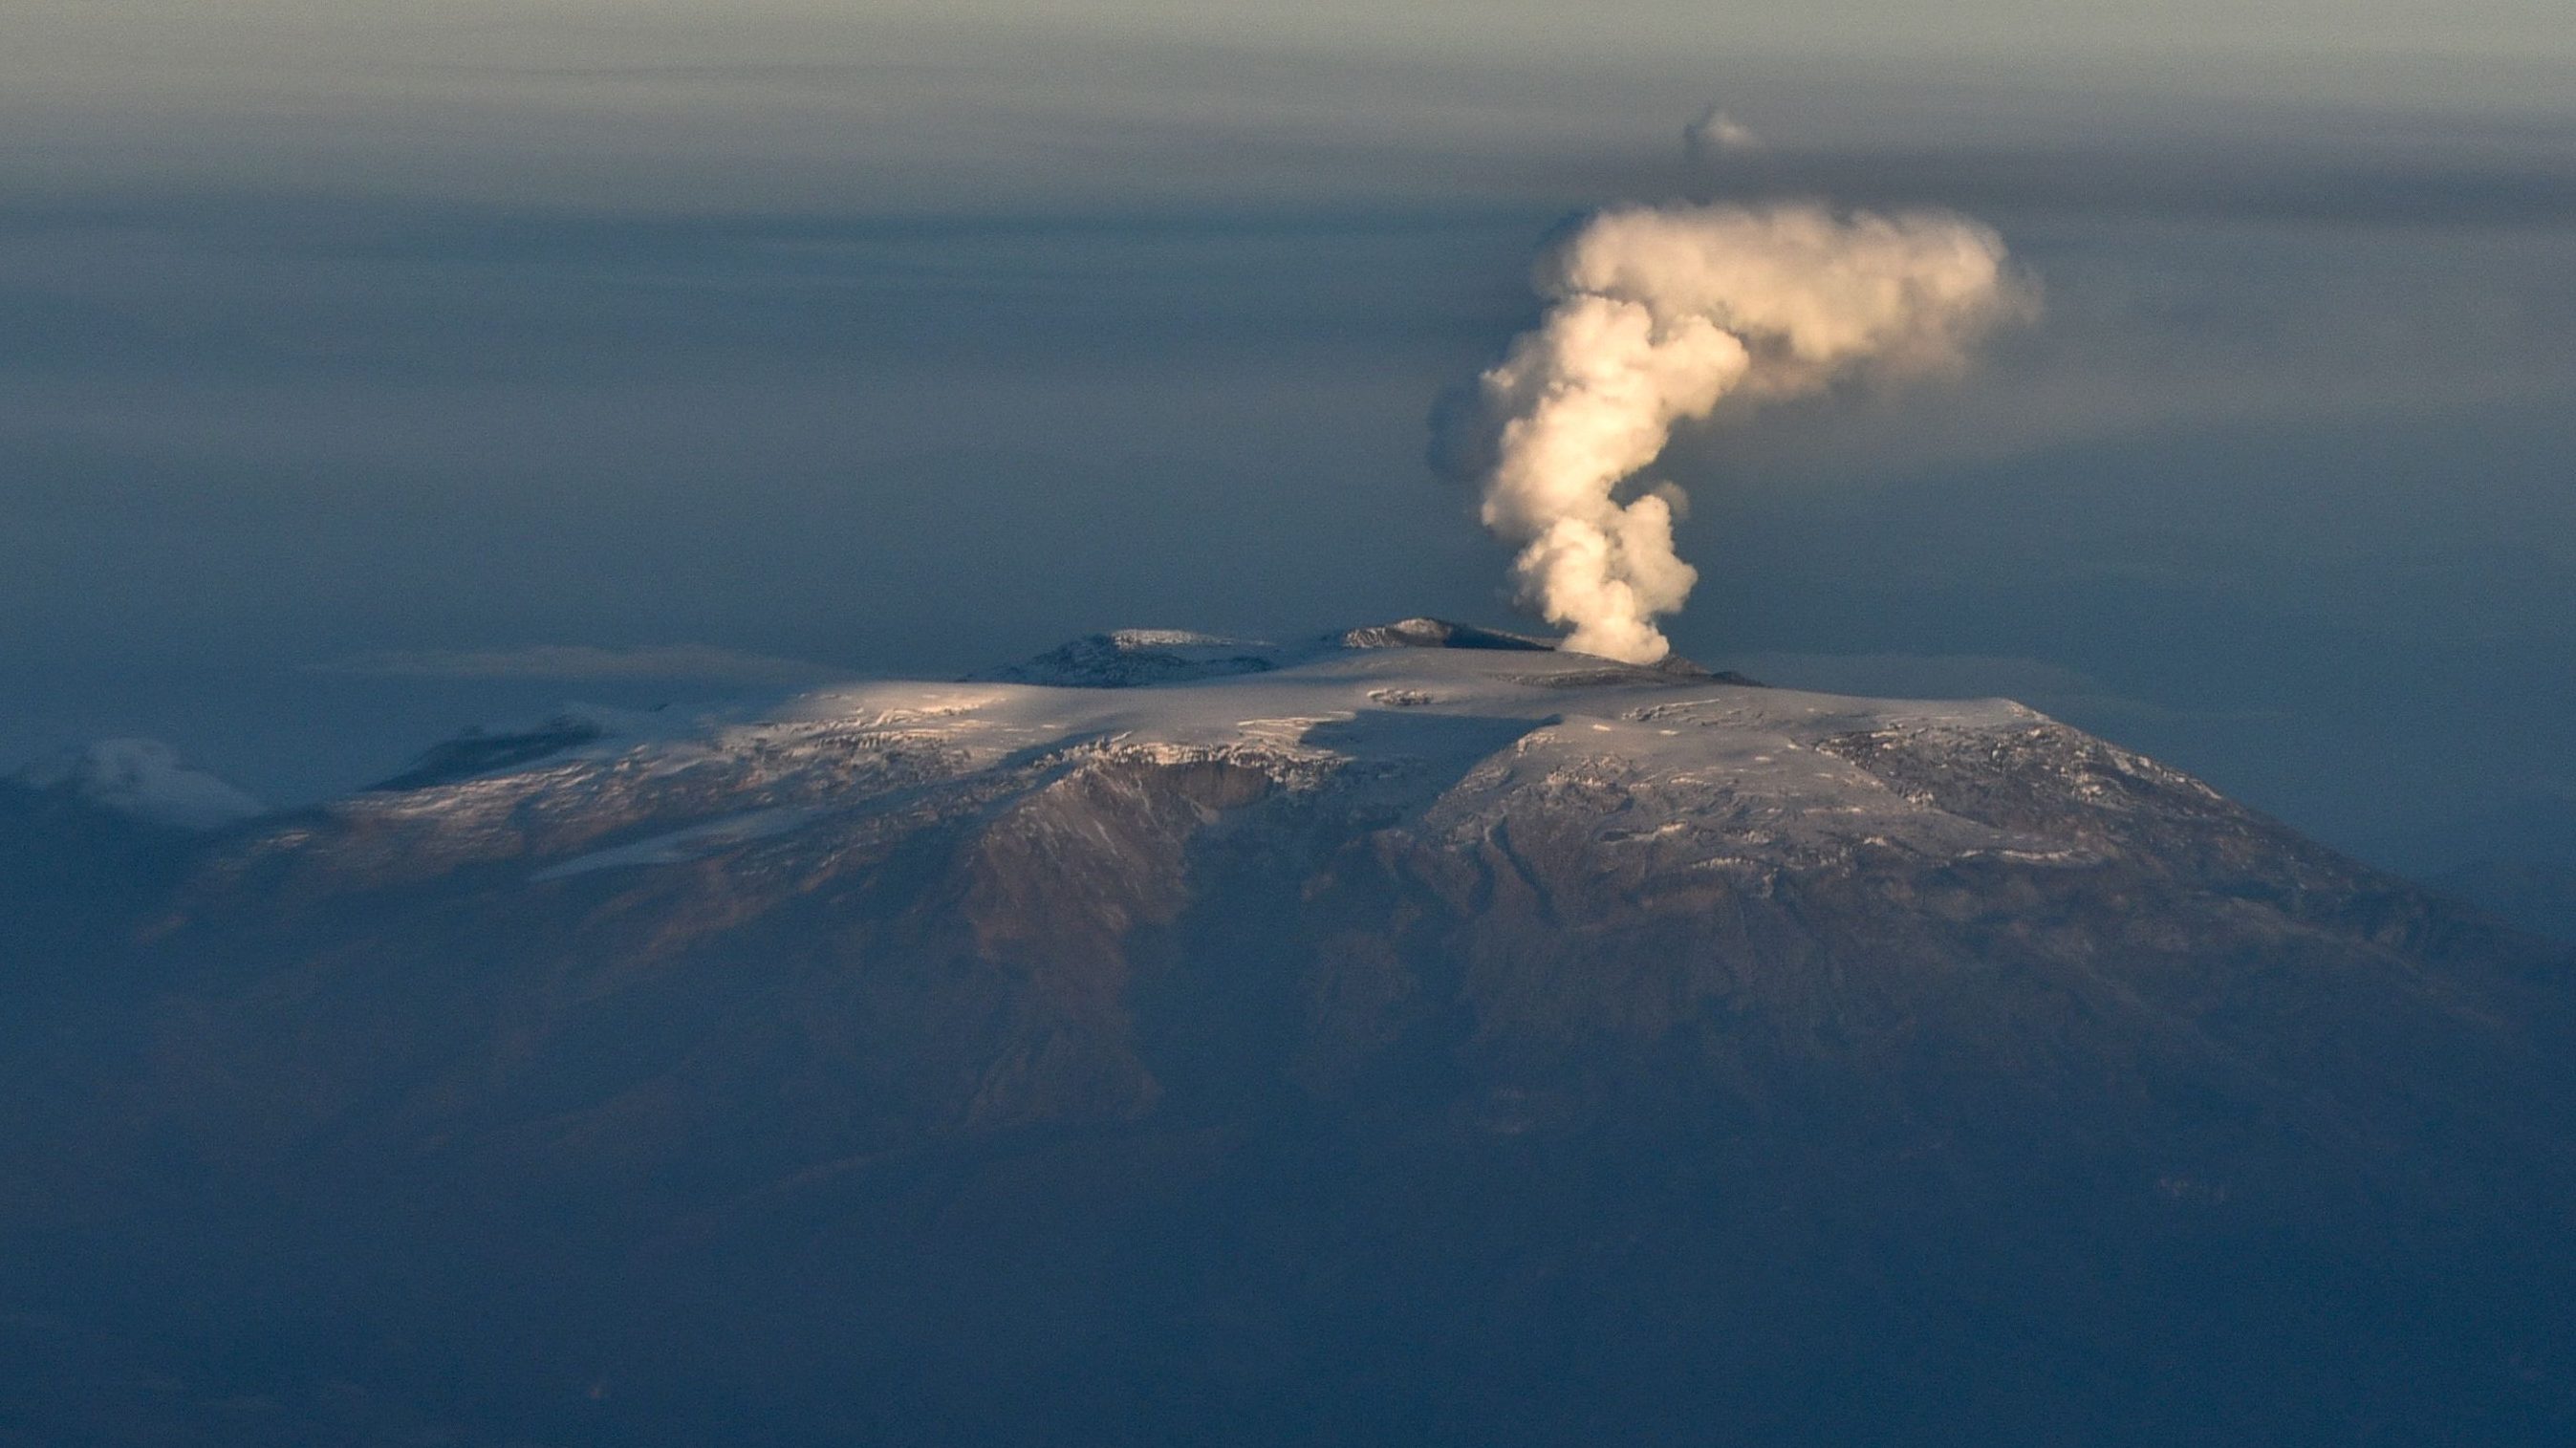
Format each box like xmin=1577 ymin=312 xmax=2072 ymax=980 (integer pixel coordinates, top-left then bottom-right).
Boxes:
xmin=317 ymin=644 xmax=838 ymax=685
xmin=18 ymin=739 xmax=265 ymax=831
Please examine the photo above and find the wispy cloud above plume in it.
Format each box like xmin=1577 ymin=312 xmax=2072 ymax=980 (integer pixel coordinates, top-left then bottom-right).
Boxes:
xmin=1439 ymin=201 xmax=2030 ymax=662
xmin=1684 ymin=105 xmax=1762 ymax=162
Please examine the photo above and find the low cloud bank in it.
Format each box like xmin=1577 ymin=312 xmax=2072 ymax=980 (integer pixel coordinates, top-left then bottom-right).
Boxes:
xmin=316 ymin=644 xmax=839 ymax=685
xmin=18 ymin=739 xmax=265 ymax=831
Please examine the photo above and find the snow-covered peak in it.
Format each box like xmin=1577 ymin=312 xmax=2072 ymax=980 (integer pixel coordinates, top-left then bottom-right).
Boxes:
xmin=291 ymin=625 xmax=2123 ymax=884
xmin=210 ymin=617 xmax=2289 ymax=911
xmin=970 ymin=617 xmax=1753 ymax=691
xmin=1338 ymin=617 xmax=1554 ymax=652
xmin=968 ymin=629 xmax=1289 ymax=688
xmin=18 ymin=738 xmax=265 ymax=832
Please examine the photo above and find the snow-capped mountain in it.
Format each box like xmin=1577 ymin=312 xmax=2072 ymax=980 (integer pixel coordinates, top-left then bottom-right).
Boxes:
xmin=5 ymin=621 xmax=2574 ymax=1447
xmin=224 ymin=616 xmax=2221 ymax=892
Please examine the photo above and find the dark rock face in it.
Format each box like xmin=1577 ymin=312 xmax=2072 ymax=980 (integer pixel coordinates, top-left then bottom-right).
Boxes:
xmin=370 ymin=715 xmax=610 ymax=791
xmin=968 ymin=629 xmax=1281 ymax=687
xmin=0 ymin=780 xmax=201 ymax=1034
xmin=1339 ymin=616 xmax=1555 ymax=652
xmin=5 ymin=646 xmax=2576 ymax=1446
xmin=1338 ymin=616 xmax=1751 ymax=682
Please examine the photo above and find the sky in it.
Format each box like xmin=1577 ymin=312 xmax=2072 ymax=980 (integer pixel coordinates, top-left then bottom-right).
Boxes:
xmin=4 ymin=1 xmax=2574 ymax=875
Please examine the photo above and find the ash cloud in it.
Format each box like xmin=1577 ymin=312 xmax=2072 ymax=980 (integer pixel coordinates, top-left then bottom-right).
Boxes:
xmin=1439 ymin=201 xmax=2029 ymax=662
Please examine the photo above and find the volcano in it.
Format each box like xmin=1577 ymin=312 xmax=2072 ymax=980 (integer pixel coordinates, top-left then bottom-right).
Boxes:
xmin=5 ymin=621 xmax=2573 ymax=1446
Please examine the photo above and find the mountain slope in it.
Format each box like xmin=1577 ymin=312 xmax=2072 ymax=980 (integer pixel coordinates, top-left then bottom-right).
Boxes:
xmin=5 ymin=622 xmax=2574 ymax=1447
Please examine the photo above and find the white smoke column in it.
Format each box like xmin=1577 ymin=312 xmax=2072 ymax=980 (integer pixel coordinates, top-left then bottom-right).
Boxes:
xmin=1460 ymin=202 xmax=2025 ymax=663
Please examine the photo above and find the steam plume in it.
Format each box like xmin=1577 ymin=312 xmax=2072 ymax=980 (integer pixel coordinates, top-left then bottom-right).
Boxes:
xmin=1446 ymin=202 xmax=2024 ymax=663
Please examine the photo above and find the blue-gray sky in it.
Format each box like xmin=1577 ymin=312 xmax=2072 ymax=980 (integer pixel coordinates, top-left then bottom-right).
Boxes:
xmin=5 ymin=1 xmax=2574 ymax=874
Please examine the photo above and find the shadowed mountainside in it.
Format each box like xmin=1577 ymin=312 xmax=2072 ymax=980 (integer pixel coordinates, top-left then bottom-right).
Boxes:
xmin=5 ymin=623 xmax=2574 ymax=1446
